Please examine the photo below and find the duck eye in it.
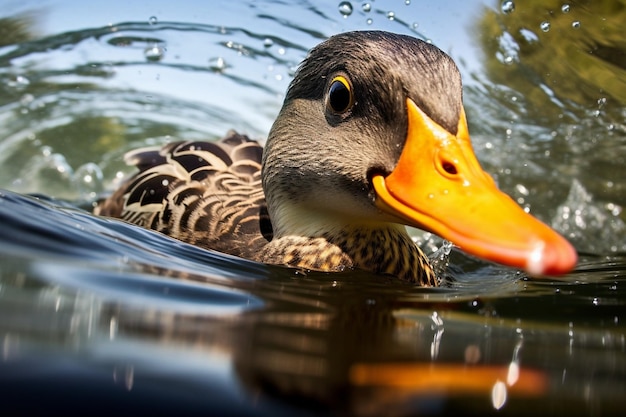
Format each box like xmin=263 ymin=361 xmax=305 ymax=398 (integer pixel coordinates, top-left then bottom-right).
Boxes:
xmin=327 ymin=76 xmax=353 ymax=114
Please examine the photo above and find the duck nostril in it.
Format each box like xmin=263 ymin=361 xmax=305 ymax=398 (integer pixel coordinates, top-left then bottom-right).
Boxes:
xmin=442 ymin=161 xmax=458 ymax=175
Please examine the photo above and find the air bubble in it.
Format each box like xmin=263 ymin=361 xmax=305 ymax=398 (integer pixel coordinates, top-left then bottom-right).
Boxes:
xmin=501 ymin=1 xmax=515 ymax=14
xmin=263 ymin=38 xmax=273 ymax=47
xmin=561 ymin=4 xmax=570 ymax=13
xmin=366 ymin=18 xmax=373 ymax=25
xmin=362 ymin=3 xmax=371 ymax=12
xmin=540 ymin=21 xmax=551 ymax=32
xmin=338 ymin=1 xmax=353 ymax=17
xmin=387 ymin=11 xmax=395 ymax=20
xmin=148 ymin=16 xmax=158 ymax=25
xmin=571 ymin=21 xmax=580 ymax=29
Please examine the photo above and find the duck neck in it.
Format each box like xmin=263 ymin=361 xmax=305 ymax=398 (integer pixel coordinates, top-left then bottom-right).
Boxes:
xmin=263 ymin=204 xmax=438 ymax=286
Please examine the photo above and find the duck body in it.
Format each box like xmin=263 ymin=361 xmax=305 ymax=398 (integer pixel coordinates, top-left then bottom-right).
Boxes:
xmin=96 ymin=31 xmax=577 ymax=285
xmin=96 ymin=132 xmax=436 ymax=284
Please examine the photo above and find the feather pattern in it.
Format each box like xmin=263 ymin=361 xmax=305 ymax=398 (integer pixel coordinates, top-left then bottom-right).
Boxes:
xmin=96 ymin=131 xmax=273 ymax=258
xmin=96 ymin=130 xmax=436 ymax=285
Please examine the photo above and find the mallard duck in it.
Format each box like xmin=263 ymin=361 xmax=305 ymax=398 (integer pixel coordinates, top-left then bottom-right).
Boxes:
xmin=95 ymin=31 xmax=577 ymax=285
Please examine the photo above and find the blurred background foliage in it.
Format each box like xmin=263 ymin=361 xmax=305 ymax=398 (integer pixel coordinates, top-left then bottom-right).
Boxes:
xmin=477 ymin=0 xmax=626 ymax=121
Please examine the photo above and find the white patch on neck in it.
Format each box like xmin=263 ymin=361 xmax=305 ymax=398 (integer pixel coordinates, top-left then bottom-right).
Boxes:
xmin=269 ymin=201 xmax=397 ymax=239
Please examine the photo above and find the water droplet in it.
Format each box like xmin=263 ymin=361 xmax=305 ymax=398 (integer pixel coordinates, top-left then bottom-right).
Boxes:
xmin=561 ymin=4 xmax=570 ymax=13
xmin=144 ymin=44 xmax=165 ymax=61
xmin=33 ymin=151 xmax=74 ymax=192
xmin=571 ymin=21 xmax=580 ymax=29
xmin=338 ymin=1 xmax=353 ymax=17
xmin=501 ymin=0 xmax=515 ymax=14
xmin=515 ymin=183 xmax=530 ymax=196
xmin=287 ymin=64 xmax=298 ymax=77
xmin=263 ymin=38 xmax=273 ymax=47
xmin=540 ymin=21 xmax=551 ymax=32
xmin=491 ymin=381 xmax=507 ymax=410
xmin=362 ymin=3 xmax=371 ymax=12
xmin=75 ymin=163 xmax=104 ymax=199
xmin=387 ymin=11 xmax=395 ymax=20
xmin=20 ymin=93 xmax=34 ymax=107
xmin=148 ymin=16 xmax=158 ymax=25
xmin=16 ymin=75 xmax=30 ymax=86
xmin=7 ymin=75 xmax=30 ymax=90
xmin=405 ymin=0 xmax=411 ymax=5
xmin=209 ymin=57 xmax=226 ymax=72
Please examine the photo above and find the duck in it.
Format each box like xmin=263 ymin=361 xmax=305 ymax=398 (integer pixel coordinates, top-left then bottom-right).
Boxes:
xmin=95 ymin=31 xmax=577 ymax=286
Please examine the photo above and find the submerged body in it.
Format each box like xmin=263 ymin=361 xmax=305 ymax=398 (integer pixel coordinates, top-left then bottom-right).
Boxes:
xmin=96 ymin=31 xmax=577 ymax=285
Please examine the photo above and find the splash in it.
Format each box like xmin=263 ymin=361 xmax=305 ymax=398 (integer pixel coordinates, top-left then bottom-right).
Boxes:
xmin=552 ymin=180 xmax=626 ymax=254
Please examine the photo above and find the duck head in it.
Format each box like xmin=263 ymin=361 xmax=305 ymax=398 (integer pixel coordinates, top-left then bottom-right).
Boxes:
xmin=262 ymin=31 xmax=576 ymax=276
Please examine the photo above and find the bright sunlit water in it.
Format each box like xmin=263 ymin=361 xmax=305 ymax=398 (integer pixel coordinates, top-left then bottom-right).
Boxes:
xmin=1 ymin=1 xmax=625 ymax=415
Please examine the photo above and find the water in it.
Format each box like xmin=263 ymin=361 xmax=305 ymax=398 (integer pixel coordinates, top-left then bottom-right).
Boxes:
xmin=1 ymin=1 xmax=625 ymax=415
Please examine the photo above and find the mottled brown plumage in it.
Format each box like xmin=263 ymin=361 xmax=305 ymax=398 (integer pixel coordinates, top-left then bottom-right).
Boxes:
xmin=95 ymin=31 xmax=474 ymax=286
xmin=96 ymin=132 xmax=273 ymax=258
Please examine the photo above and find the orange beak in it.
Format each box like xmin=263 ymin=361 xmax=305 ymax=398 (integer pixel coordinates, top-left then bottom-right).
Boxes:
xmin=372 ymin=98 xmax=577 ymax=276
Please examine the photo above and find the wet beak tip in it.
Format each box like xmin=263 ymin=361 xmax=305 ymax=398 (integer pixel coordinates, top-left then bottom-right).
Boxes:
xmin=524 ymin=242 xmax=547 ymax=277
xmin=524 ymin=239 xmax=578 ymax=277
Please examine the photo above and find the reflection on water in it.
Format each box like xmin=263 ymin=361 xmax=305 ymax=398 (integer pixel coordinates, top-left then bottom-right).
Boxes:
xmin=1 ymin=0 xmax=626 ymax=415
xmin=1 ymin=191 xmax=625 ymax=415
